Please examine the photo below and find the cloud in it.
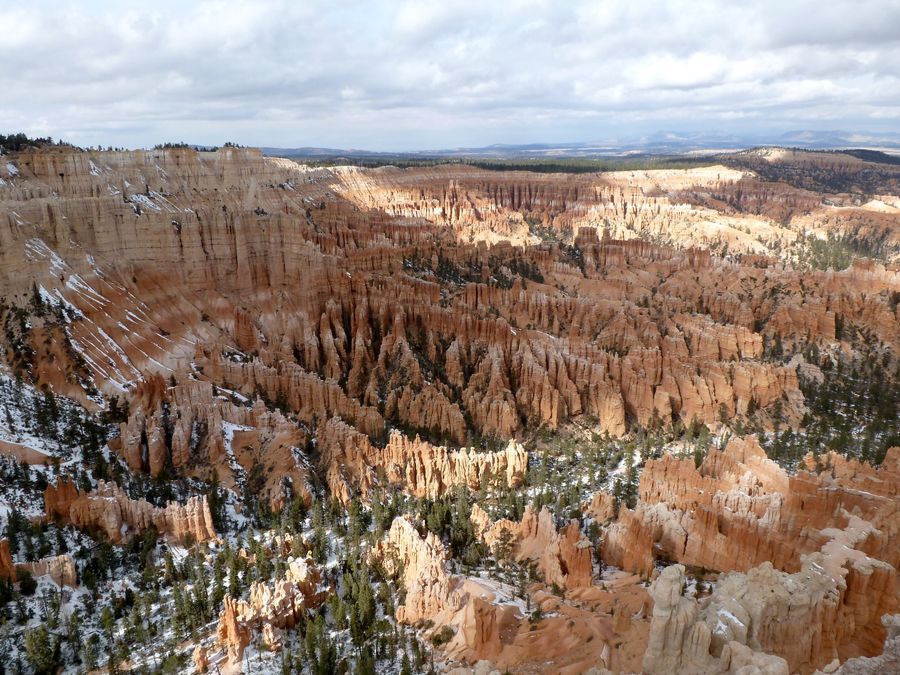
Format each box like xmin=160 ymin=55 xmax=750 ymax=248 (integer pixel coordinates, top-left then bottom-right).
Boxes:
xmin=0 ymin=0 xmax=897 ymax=149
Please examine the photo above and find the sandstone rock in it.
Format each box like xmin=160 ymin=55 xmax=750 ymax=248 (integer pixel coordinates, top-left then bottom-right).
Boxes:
xmin=644 ymin=515 xmax=897 ymax=674
xmin=18 ymin=554 xmax=77 ymax=587
xmin=317 ymin=417 xmax=527 ymax=503
xmin=217 ymin=595 xmax=250 ymax=665
xmin=215 ymin=554 xmax=329 ymax=667
xmin=44 ymin=478 xmax=216 ymax=544
xmin=644 ymin=563 xmax=790 ymax=675
xmin=602 ymin=435 xmax=899 ymax=576
xmin=192 ymin=645 xmax=209 ymax=673
xmin=472 ymin=504 xmax=593 ymax=589
xmin=374 ymin=516 xmax=463 ymax=624
xmin=584 ymin=491 xmax=616 ymax=523
xmin=827 ymin=614 xmax=900 ymax=674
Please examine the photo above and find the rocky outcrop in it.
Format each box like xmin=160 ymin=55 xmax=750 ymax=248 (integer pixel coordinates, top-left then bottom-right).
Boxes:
xmin=18 ymin=555 xmax=77 ymax=587
xmin=113 ymin=375 xmax=313 ymax=509
xmin=645 ymin=564 xmax=789 ymax=675
xmin=374 ymin=516 xmax=463 ymax=624
xmin=373 ymin=517 xmax=527 ymax=664
xmin=217 ymin=596 xmax=251 ymax=665
xmin=644 ymin=516 xmax=897 ymax=674
xmin=317 ymin=417 xmax=527 ymax=503
xmin=583 ymin=491 xmax=616 ymax=523
xmin=216 ymin=555 xmax=329 ymax=667
xmin=0 ymin=539 xmax=76 ymax=586
xmin=193 ymin=645 xmax=209 ymax=673
xmin=602 ymin=436 xmax=899 ymax=575
xmin=44 ymin=478 xmax=216 ymax=544
xmin=471 ymin=504 xmax=593 ymax=590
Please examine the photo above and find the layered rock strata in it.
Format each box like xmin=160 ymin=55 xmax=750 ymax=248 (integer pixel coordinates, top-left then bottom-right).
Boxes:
xmin=602 ymin=438 xmax=899 ymax=576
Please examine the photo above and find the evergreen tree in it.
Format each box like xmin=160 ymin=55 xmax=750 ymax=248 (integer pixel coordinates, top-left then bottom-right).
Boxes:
xmin=24 ymin=624 xmax=59 ymax=674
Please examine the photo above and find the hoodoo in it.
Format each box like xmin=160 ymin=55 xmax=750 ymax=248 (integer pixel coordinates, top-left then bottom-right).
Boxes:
xmin=0 ymin=139 xmax=896 ymax=673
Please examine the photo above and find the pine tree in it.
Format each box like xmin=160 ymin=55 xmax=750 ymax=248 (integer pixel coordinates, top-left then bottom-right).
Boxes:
xmin=24 ymin=624 xmax=59 ymax=674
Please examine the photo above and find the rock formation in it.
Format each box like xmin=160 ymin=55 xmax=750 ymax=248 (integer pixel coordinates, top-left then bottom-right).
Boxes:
xmin=825 ymin=614 xmax=900 ymax=674
xmin=0 ymin=539 xmax=14 ymax=581
xmin=317 ymin=417 xmax=527 ymax=502
xmin=374 ymin=514 xmax=654 ymax=672
xmin=18 ymin=555 xmax=77 ymax=587
xmin=216 ymin=555 xmax=328 ymax=667
xmin=2 ymin=144 xmax=898 ymax=674
xmin=193 ymin=645 xmax=209 ymax=673
xmin=44 ymin=478 xmax=216 ymax=544
xmin=645 ymin=564 xmax=789 ymax=675
xmin=644 ymin=514 xmax=897 ymax=674
xmin=113 ymin=375 xmax=313 ymax=509
xmin=471 ymin=504 xmax=593 ymax=590
xmin=374 ymin=516 xmax=463 ymax=624
xmin=602 ymin=436 xmax=900 ymax=575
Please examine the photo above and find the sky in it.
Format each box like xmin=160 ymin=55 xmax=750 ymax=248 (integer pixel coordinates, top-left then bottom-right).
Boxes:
xmin=1 ymin=0 xmax=898 ymax=151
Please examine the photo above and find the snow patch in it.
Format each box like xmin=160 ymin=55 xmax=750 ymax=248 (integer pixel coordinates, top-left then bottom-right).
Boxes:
xmin=129 ymin=193 xmax=161 ymax=212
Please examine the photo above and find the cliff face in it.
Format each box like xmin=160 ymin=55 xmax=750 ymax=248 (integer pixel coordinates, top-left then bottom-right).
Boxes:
xmin=44 ymin=478 xmax=216 ymax=544
xmin=332 ymin=160 xmax=900 ymax=263
xmin=829 ymin=615 xmax=900 ymax=674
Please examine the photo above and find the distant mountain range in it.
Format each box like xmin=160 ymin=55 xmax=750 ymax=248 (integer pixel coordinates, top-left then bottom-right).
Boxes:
xmin=261 ymin=130 xmax=900 ymax=159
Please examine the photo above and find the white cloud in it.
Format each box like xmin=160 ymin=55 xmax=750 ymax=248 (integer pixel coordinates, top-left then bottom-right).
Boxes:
xmin=0 ymin=0 xmax=897 ymax=150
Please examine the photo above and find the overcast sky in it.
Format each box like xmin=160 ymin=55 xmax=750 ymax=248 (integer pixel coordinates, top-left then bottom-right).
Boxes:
xmin=1 ymin=0 xmax=898 ymax=150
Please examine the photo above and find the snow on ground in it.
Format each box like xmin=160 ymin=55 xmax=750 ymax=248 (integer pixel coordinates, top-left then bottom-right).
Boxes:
xmin=128 ymin=193 xmax=161 ymax=212
xmin=25 ymin=238 xmax=69 ymax=276
xmin=6 ymin=161 xmax=19 ymax=176
xmin=0 ymin=372 xmax=70 ymax=459
xmin=222 ymin=421 xmax=253 ymax=492
xmin=467 ymin=573 xmax=529 ymax=617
